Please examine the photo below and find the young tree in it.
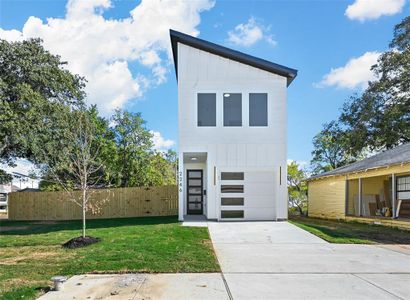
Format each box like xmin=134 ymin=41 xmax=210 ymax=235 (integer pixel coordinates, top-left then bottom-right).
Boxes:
xmin=41 ymin=110 xmax=106 ymax=237
xmin=287 ymin=161 xmax=308 ymax=216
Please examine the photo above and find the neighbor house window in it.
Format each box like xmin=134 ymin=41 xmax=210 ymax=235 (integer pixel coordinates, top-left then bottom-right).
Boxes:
xmin=223 ymin=93 xmax=242 ymax=126
xmin=198 ymin=93 xmax=216 ymax=126
xmin=397 ymin=176 xmax=410 ymax=200
xmin=249 ymin=93 xmax=268 ymax=126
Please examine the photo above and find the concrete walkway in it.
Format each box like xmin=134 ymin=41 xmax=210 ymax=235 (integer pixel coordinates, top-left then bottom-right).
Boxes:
xmin=39 ymin=273 xmax=229 ymax=300
xmin=208 ymin=221 xmax=410 ymax=300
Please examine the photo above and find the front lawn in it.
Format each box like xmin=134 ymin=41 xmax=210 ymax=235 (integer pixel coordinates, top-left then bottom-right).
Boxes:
xmin=0 ymin=216 xmax=220 ymax=300
xmin=290 ymin=216 xmax=410 ymax=244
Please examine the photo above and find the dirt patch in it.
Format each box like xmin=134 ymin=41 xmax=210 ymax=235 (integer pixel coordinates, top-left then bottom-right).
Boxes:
xmin=62 ymin=236 xmax=101 ymax=249
xmin=0 ymin=249 xmax=61 ymax=265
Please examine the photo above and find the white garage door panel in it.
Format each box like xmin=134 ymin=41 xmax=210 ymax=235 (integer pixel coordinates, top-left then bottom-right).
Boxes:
xmin=244 ymin=196 xmax=274 ymax=208
xmin=245 ymin=183 xmax=274 ymax=196
xmin=245 ymin=207 xmax=275 ymax=220
xmin=219 ymin=170 xmax=276 ymax=220
xmin=244 ymin=171 xmax=275 ymax=183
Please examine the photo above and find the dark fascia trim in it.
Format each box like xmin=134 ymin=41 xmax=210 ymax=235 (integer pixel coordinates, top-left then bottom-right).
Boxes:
xmin=170 ymin=29 xmax=298 ymax=86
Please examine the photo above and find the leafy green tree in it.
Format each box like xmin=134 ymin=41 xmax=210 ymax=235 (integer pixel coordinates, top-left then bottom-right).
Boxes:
xmin=311 ymin=17 xmax=410 ymax=173
xmin=39 ymin=107 xmax=178 ymax=189
xmin=340 ymin=16 xmax=410 ymax=152
xmin=110 ymin=109 xmax=154 ymax=187
xmin=310 ymin=121 xmax=356 ymax=174
xmin=144 ymin=150 xmax=178 ymax=186
xmin=288 ymin=161 xmax=308 ymax=216
xmin=0 ymin=170 xmax=12 ymax=185
xmin=39 ymin=105 xmax=115 ymax=191
xmin=164 ymin=149 xmax=178 ymax=183
xmin=0 ymin=38 xmax=86 ymax=168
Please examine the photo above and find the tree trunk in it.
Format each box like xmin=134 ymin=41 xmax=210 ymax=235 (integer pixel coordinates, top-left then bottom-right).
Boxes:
xmin=82 ymin=189 xmax=86 ymax=238
xmin=297 ymin=205 xmax=305 ymax=216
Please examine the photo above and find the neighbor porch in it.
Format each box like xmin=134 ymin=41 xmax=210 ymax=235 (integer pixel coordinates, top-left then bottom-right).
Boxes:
xmin=345 ymin=170 xmax=410 ymax=229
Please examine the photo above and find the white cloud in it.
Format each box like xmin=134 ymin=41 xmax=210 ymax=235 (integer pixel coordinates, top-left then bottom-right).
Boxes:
xmin=0 ymin=0 xmax=214 ymax=115
xmin=0 ymin=28 xmax=23 ymax=41
xmin=345 ymin=0 xmax=405 ymax=21
xmin=151 ymin=131 xmax=175 ymax=152
xmin=227 ymin=17 xmax=276 ymax=47
xmin=317 ymin=51 xmax=381 ymax=89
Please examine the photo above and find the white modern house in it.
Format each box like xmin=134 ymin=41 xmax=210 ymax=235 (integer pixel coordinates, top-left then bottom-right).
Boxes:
xmin=170 ymin=30 xmax=297 ymax=221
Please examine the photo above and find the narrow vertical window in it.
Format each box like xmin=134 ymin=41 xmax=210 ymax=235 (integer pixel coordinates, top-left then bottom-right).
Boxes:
xmin=223 ymin=93 xmax=242 ymax=126
xmin=198 ymin=93 xmax=216 ymax=126
xmin=249 ymin=93 xmax=268 ymax=126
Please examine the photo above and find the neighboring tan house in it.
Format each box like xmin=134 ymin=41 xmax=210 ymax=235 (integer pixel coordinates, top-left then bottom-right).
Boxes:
xmin=170 ymin=30 xmax=297 ymax=221
xmin=308 ymin=143 xmax=410 ymax=229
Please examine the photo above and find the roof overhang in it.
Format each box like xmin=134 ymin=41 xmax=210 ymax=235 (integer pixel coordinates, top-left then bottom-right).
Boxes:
xmin=307 ymin=161 xmax=410 ymax=182
xmin=170 ymin=29 xmax=298 ymax=86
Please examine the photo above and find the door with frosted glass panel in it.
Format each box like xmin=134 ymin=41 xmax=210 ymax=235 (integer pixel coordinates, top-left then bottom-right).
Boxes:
xmin=187 ymin=170 xmax=203 ymax=214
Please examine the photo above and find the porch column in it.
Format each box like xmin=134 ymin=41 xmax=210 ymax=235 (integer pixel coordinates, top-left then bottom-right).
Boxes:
xmin=344 ymin=177 xmax=349 ymax=216
xmin=358 ymin=177 xmax=362 ymax=217
xmin=392 ymin=173 xmax=396 ymax=219
xmin=178 ymin=152 xmax=184 ymax=221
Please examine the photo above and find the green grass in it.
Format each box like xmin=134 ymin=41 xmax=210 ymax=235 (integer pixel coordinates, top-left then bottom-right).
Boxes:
xmin=0 ymin=216 xmax=220 ymax=299
xmin=290 ymin=216 xmax=410 ymax=244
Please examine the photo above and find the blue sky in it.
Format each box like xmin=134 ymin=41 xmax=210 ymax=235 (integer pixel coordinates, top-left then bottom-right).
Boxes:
xmin=1 ymin=0 xmax=409 ymax=166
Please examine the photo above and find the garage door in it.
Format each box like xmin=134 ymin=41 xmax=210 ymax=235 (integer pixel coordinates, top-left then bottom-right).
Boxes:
xmin=220 ymin=171 xmax=275 ymax=220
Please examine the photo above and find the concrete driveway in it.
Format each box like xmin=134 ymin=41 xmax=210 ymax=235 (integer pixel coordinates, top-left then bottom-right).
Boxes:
xmin=208 ymin=221 xmax=410 ymax=300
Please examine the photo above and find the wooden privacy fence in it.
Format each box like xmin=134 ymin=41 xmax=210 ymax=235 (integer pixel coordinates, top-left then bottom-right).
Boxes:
xmin=8 ymin=185 xmax=178 ymax=221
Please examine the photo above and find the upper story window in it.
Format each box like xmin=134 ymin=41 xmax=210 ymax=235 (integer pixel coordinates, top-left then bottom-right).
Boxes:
xmin=249 ymin=93 xmax=268 ymax=126
xmin=197 ymin=93 xmax=216 ymax=126
xmin=223 ymin=93 xmax=242 ymax=126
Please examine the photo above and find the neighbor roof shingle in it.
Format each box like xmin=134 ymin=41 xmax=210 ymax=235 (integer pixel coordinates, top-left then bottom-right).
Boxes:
xmin=309 ymin=143 xmax=410 ymax=180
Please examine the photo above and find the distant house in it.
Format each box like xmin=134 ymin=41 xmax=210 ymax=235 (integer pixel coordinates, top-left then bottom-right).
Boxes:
xmin=0 ymin=183 xmax=20 ymax=212
xmin=170 ymin=30 xmax=297 ymax=221
xmin=308 ymin=143 xmax=410 ymax=229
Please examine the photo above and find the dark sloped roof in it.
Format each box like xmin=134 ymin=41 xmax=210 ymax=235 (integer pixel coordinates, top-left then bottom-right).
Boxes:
xmin=170 ymin=29 xmax=298 ymax=86
xmin=310 ymin=143 xmax=410 ymax=180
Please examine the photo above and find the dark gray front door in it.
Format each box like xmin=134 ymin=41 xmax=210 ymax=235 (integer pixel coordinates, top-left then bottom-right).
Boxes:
xmin=187 ymin=170 xmax=203 ymax=215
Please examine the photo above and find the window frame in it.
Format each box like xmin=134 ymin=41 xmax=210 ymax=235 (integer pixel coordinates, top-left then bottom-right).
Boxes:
xmin=197 ymin=93 xmax=217 ymax=127
xmin=223 ymin=93 xmax=242 ymax=127
xmin=249 ymin=93 xmax=268 ymax=127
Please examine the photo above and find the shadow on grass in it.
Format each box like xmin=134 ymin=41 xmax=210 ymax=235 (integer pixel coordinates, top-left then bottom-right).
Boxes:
xmin=0 ymin=215 xmax=178 ymax=236
xmin=290 ymin=216 xmax=410 ymax=244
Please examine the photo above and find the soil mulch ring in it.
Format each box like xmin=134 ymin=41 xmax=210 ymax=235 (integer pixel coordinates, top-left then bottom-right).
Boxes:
xmin=62 ymin=236 xmax=101 ymax=249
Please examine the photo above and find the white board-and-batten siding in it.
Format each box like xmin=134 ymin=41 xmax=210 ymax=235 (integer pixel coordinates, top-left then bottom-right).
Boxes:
xmin=177 ymin=43 xmax=288 ymax=220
